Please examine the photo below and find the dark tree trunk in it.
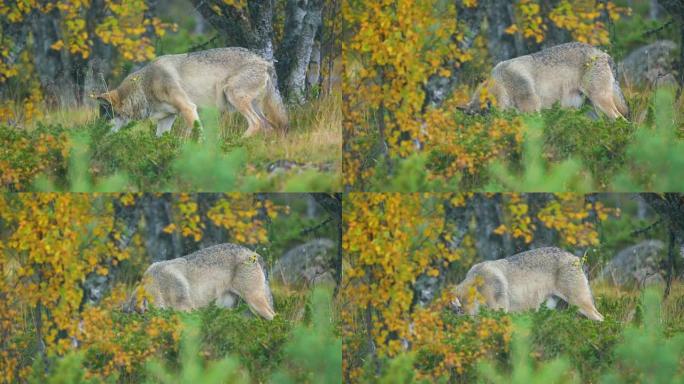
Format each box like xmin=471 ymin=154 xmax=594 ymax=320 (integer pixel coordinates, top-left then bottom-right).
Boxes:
xmin=639 ymin=193 xmax=684 ymax=297
xmin=30 ymin=8 xmax=76 ymax=108
xmin=277 ymin=0 xmax=323 ymax=103
xmin=485 ymin=0 xmax=526 ymax=62
xmin=197 ymin=194 xmax=228 ymax=249
xmin=141 ymin=194 xmax=183 ymax=263
xmin=658 ymin=0 xmax=684 ymax=87
xmin=528 ymin=193 xmax=557 ymax=249
xmin=539 ymin=0 xmax=571 ymax=49
xmin=311 ymin=193 xmax=343 ymax=290
xmin=472 ymin=194 xmax=512 ymax=260
xmin=190 ymin=0 xmax=275 ymax=59
xmin=425 ymin=2 xmax=485 ymax=106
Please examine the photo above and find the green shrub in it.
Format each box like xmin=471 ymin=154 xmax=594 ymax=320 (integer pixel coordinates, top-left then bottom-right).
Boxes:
xmin=600 ymin=289 xmax=684 ymax=383
xmin=0 ymin=123 xmax=68 ymax=190
xmin=478 ymin=318 xmax=577 ymax=384
xmin=528 ymin=306 xmax=623 ymax=382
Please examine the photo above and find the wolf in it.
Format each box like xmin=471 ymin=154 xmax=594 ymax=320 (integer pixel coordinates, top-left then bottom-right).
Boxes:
xmin=93 ymin=47 xmax=289 ymax=138
xmin=450 ymin=247 xmax=604 ymax=321
xmin=462 ymin=42 xmax=629 ymax=120
xmin=125 ymin=243 xmax=276 ymax=320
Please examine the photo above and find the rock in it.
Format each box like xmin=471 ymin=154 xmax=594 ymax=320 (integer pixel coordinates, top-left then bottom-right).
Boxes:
xmin=272 ymin=238 xmax=336 ymax=286
xmin=618 ymin=40 xmax=678 ymax=88
xmin=601 ymin=240 xmax=665 ymax=287
xmin=266 ymin=160 xmax=335 ymax=174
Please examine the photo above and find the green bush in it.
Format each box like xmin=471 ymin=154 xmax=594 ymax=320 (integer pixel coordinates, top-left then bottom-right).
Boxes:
xmin=28 ymin=288 xmax=340 ymax=384
xmin=601 ymin=289 xmax=684 ymax=383
xmin=528 ymin=306 xmax=623 ymax=382
xmin=0 ymin=123 xmax=69 ymax=190
xmin=478 ymin=318 xmax=577 ymax=384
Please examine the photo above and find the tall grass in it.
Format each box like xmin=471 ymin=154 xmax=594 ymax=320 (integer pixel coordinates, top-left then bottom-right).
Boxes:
xmin=1 ymin=92 xmax=341 ymax=192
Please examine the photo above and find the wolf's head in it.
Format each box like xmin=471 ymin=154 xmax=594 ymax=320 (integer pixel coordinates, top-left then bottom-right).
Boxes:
xmin=448 ymin=283 xmax=481 ymax=316
xmin=457 ymin=79 xmax=494 ymax=115
xmin=92 ymin=72 xmax=150 ymax=132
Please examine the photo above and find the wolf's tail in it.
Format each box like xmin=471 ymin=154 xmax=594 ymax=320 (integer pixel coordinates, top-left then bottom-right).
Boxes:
xmin=264 ymin=65 xmax=289 ymax=133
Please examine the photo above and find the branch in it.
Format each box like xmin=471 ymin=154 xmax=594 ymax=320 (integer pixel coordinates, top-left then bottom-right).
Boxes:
xmin=188 ymin=34 xmax=218 ymax=52
xmin=630 ymin=218 xmax=663 ymax=237
xmin=642 ymin=18 xmax=674 ymax=37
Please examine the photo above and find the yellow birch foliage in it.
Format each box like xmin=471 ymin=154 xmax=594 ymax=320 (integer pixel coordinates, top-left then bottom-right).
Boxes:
xmin=0 ymin=193 xmax=131 ymax=382
xmin=162 ymin=193 xmax=283 ymax=245
xmin=343 ymin=0 xmax=472 ymax=187
xmin=494 ymin=193 xmax=618 ymax=248
xmin=342 ymin=193 xmax=464 ymax=380
xmin=0 ymin=0 xmax=174 ymax=122
xmin=343 ymin=1 xmax=628 ymax=189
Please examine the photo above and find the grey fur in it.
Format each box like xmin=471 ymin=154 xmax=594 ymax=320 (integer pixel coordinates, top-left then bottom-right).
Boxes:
xmin=125 ymin=243 xmax=276 ymax=320
xmin=451 ymin=247 xmax=604 ymax=321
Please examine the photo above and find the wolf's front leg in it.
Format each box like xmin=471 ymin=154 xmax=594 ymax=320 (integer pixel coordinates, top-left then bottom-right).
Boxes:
xmin=156 ymin=115 xmax=177 ymax=137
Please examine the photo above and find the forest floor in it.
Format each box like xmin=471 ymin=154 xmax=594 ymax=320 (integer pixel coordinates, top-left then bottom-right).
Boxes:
xmin=1 ymin=91 xmax=341 ymax=192
xmin=21 ymin=284 xmax=341 ymax=383
xmin=345 ymin=281 xmax=684 ymax=383
xmin=347 ymin=85 xmax=684 ymax=193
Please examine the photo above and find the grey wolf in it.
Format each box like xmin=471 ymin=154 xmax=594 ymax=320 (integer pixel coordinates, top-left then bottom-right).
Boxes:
xmin=462 ymin=42 xmax=628 ymax=120
xmin=93 ymin=47 xmax=288 ymax=138
xmin=125 ymin=243 xmax=276 ymax=320
xmin=451 ymin=247 xmax=604 ymax=321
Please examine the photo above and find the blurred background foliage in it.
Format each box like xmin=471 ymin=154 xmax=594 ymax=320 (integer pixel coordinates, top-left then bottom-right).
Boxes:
xmin=0 ymin=192 xmax=342 ymax=383
xmin=343 ymin=0 xmax=684 ymax=192
xmin=0 ymin=0 xmax=342 ymax=192
xmin=342 ymin=192 xmax=684 ymax=382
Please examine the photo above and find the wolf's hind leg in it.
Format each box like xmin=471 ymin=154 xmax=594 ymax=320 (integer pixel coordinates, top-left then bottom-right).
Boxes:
xmin=224 ymin=89 xmax=264 ymax=138
xmin=500 ymin=67 xmax=540 ymax=112
xmin=584 ymin=60 xmax=624 ymax=120
xmin=154 ymin=268 xmax=194 ymax=311
xmin=557 ymin=270 xmax=604 ymax=321
xmin=222 ymin=68 xmax=271 ymax=138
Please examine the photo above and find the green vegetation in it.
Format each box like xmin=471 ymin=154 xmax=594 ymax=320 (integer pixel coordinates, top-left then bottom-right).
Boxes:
xmin=358 ymin=286 xmax=684 ymax=383
xmin=25 ymin=288 xmax=340 ymax=384
xmin=359 ymin=88 xmax=684 ymax=192
xmin=1 ymin=94 xmax=341 ymax=192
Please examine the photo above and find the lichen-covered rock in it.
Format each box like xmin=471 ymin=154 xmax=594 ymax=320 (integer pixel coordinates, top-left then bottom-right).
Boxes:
xmin=619 ymin=40 xmax=678 ymax=88
xmin=273 ymin=238 xmax=336 ymax=286
xmin=601 ymin=240 xmax=665 ymax=287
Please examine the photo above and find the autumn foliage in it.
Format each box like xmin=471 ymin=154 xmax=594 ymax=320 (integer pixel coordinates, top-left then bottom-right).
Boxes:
xmin=0 ymin=193 xmax=284 ymax=382
xmin=342 ymin=0 xmax=629 ymax=190
xmin=341 ymin=193 xmax=616 ymax=381
xmin=0 ymin=0 xmax=173 ymax=120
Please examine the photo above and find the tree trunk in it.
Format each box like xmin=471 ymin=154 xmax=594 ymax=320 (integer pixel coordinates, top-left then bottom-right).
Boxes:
xmin=278 ymin=0 xmax=323 ymax=103
xmin=528 ymin=193 xmax=557 ymax=249
xmin=311 ymin=193 xmax=343 ymax=289
xmin=639 ymin=193 xmax=684 ymax=297
xmin=425 ymin=2 xmax=484 ymax=106
xmin=190 ymin=0 xmax=275 ymax=60
xmin=472 ymin=194 xmax=511 ymax=260
xmin=486 ymin=0 xmax=525 ymax=63
xmin=30 ymin=8 xmax=76 ymax=108
xmin=141 ymin=194 xmax=183 ymax=262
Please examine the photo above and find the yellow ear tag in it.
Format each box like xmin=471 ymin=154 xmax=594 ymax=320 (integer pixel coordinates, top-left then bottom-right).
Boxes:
xmin=245 ymin=252 xmax=259 ymax=265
